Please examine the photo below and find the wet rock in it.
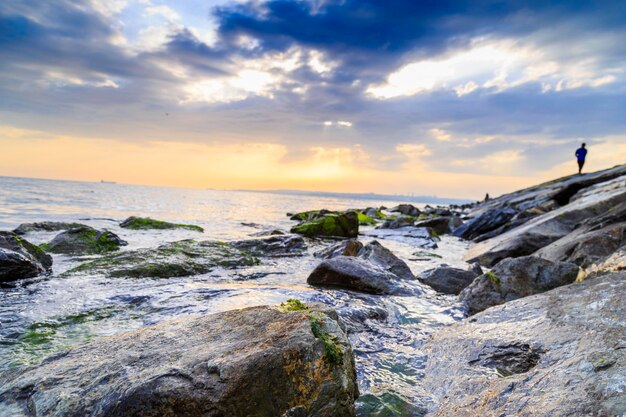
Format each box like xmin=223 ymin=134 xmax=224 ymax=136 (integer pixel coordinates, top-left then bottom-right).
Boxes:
xmin=377 ymin=216 xmax=415 ymax=229
xmin=418 ymin=266 xmax=479 ymax=295
xmin=422 ymin=272 xmax=626 ymax=417
xmin=231 ymin=234 xmax=307 ymax=257
xmin=120 ymin=216 xmax=204 ymax=232
xmin=459 ymin=256 xmax=580 ymax=315
xmin=359 ymin=240 xmax=414 ymax=281
xmin=356 ymin=392 xmax=427 ymax=417
xmin=0 ymin=304 xmax=359 ymax=417
xmin=13 ymin=221 xmax=88 ymax=235
xmin=362 ymin=207 xmax=385 ymax=219
xmin=452 ymin=207 xmax=517 ymax=240
xmin=414 ymin=216 xmax=463 ymax=235
xmin=289 ymin=209 xmax=337 ymax=222
xmin=249 ymin=229 xmax=286 ymax=237
xmin=389 ymin=204 xmax=421 ymax=217
xmin=307 ymin=241 xmax=416 ymax=294
xmin=41 ymin=226 xmax=128 ymax=255
xmin=535 ymin=223 xmax=626 ymax=268
xmin=356 ymin=212 xmax=377 ymax=226
xmin=0 ymin=232 xmax=52 ymax=282
xmin=291 ymin=212 xmax=359 ymax=239
xmin=307 ymin=257 xmax=417 ymax=295
xmin=465 ymin=183 xmax=626 ymax=267
xmin=64 ymin=239 xmax=259 ymax=278
xmin=314 ymin=239 xmax=364 ymax=259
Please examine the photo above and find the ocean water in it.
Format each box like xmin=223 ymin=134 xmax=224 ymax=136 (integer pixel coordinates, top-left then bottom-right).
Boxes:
xmin=0 ymin=176 xmax=469 ymax=414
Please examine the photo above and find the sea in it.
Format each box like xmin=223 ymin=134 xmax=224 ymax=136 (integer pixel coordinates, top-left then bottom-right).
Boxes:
xmin=0 ymin=176 xmax=470 ymax=415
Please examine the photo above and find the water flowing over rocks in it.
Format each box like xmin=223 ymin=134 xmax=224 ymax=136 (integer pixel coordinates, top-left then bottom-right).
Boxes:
xmin=41 ymin=226 xmax=128 ymax=255
xmin=459 ymin=256 xmax=581 ymax=315
xmin=418 ymin=266 xmax=479 ymax=295
xmin=0 ymin=232 xmax=52 ymax=282
xmin=0 ymin=304 xmax=359 ymax=417
xmin=421 ymin=272 xmax=626 ymax=417
xmin=64 ymin=239 xmax=259 ymax=278
xmin=231 ymin=234 xmax=307 ymax=257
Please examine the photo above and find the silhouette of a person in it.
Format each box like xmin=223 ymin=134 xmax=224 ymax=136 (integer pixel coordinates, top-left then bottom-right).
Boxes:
xmin=575 ymin=143 xmax=587 ymax=175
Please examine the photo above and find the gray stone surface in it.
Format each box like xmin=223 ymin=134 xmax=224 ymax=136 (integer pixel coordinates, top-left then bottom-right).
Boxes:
xmin=418 ymin=266 xmax=479 ymax=295
xmin=0 ymin=305 xmax=359 ymax=417
xmin=422 ymin=272 xmax=626 ymax=417
xmin=0 ymin=231 xmax=52 ymax=282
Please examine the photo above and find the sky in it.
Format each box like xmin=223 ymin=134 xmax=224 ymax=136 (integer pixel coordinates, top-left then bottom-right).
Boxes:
xmin=1 ymin=0 xmax=625 ymax=199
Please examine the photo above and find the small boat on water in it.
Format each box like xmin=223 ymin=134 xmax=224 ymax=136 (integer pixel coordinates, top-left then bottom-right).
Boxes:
xmin=100 ymin=180 xmax=117 ymax=184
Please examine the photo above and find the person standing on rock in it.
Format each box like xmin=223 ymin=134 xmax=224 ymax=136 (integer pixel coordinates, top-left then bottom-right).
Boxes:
xmin=575 ymin=143 xmax=587 ymax=174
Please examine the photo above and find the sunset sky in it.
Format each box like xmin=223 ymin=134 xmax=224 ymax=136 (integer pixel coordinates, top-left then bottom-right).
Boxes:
xmin=1 ymin=0 xmax=625 ymax=199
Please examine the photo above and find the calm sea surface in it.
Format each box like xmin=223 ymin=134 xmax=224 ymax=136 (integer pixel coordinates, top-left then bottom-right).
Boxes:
xmin=0 ymin=176 xmax=469 ymax=414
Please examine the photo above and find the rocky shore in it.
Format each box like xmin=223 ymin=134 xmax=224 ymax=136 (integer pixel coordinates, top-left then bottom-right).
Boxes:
xmin=0 ymin=164 xmax=624 ymax=416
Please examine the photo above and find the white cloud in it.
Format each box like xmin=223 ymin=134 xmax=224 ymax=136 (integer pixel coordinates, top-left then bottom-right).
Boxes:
xmin=182 ymin=70 xmax=278 ymax=104
xmin=323 ymin=120 xmax=353 ymax=127
xmin=145 ymin=5 xmax=180 ymax=21
xmin=430 ymin=128 xmax=451 ymax=141
xmin=396 ymin=143 xmax=432 ymax=159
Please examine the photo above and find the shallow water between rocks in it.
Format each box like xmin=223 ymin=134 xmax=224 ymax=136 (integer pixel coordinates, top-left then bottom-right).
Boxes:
xmin=0 ymin=176 xmax=469 ymax=415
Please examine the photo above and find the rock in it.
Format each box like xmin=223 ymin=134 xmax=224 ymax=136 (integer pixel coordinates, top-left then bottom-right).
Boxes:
xmin=230 ymin=235 xmax=307 ymax=257
xmin=362 ymin=207 xmax=385 ymax=219
xmin=13 ymin=221 xmax=88 ymax=235
xmin=41 ymin=226 xmax=128 ymax=255
xmin=289 ymin=210 xmax=337 ymax=222
xmin=358 ymin=240 xmax=414 ymax=281
xmin=0 ymin=232 xmax=52 ymax=282
xmin=249 ymin=229 xmax=287 ymax=237
xmin=584 ymin=246 xmax=626 ymax=278
xmin=307 ymin=241 xmax=416 ymax=294
xmin=63 ymin=239 xmax=259 ymax=278
xmin=421 ymin=272 xmax=626 ymax=417
xmin=534 ymin=223 xmax=626 ymax=268
xmin=314 ymin=239 xmax=364 ymax=259
xmin=0 ymin=304 xmax=359 ymax=417
xmin=459 ymin=256 xmax=580 ymax=315
xmin=468 ymin=263 xmax=483 ymax=276
xmin=465 ymin=181 xmax=626 ymax=267
xmin=291 ymin=212 xmax=359 ymax=239
xmin=452 ymin=207 xmax=517 ymax=240
xmin=307 ymin=257 xmax=417 ymax=295
xmin=377 ymin=216 xmax=415 ymax=229
xmin=414 ymin=216 xmax=463 ymax=235
xmin=356 ymin=392 xmax=426 ymax=417
xmin=389 ymin=204 xmax=421 ymax=217
xmin=356 ymin=212 xmax=377 ymax=226
xmin=418 ymin=266 xmax=479 ymax=295
xmin=120 ymin=216 xmax=204 ymax=232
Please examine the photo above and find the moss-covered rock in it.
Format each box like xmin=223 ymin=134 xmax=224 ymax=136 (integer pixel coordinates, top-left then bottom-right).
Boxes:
xmin=356 ymin=212 xmax=377 ymax=226
xmin=120 ymin=216 xmax=203 ymax=232
xmin=64 ymin=239 xmax=259 ymax=278
xmin=0 ymin=232 xmax=52 ymax=282
xmin=291 ymin=212 xmax=359 ymax=238
xmin=41 ymin=226 xmax=127 ymax=255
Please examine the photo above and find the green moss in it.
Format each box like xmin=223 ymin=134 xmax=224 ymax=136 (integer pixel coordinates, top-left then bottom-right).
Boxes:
xmin=290 ymin=213 xmax=357 ymax=238
xmin=280 ymin=299 xmax=310 ymax=312
xmin=486 ymin=271 xmax=502 ymax=294
xmin=309 ymin=314 xmax=343 ymax=366
xmin=417 ymin=214 xmax=430 ymax=221
xmin=121 ymin=217 xmax=203 ymax=232
xmin=357 ymin=212 xmax=377 ymax=226
xmin=429 ymin=229 xmax=440 ymax=239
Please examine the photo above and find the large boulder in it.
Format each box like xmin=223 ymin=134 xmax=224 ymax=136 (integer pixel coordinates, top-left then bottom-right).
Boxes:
xmin=364 ymin=227 xmax=438 ymax=249
xmin=389 ymin=204 xmax=421 ymax=217
xmin=63 ymin=239 xmax=259 ymax=278
xmin=418 ymin=266 xmax=480 ymax=295
xmin=0 ymin=304 xmax=359 ymax=417
xmin=414 ymin=216 xmax=463 ymax=235
xmin=13 ymin=221 xmax=88 ymax=235
xmin=230 ymin=235 xmax=307 ymax=257
xmin=0 ymin=232 xmax=52 ymax=282
xmin=120 ymin=216 xmax=204 ymax=232
xmin=421 ymin=272 xmax=626 ymax=417
xmin=459 ymin=256 xmax=580 ymax=315
xmin=41 ymin=226 xmax=128 ymax=255
xmin=307 ymin=257 xmax=416 ymax=295
xmin=465 ymin=182 xmax=626 ymax=267
xmin=307 ymin=241 xmax=416 ymax=295
xmin=291 ymin=212 xmax=359 ymax=239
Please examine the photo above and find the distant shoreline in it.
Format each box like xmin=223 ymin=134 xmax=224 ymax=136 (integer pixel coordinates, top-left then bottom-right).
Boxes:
xmin=232 ymin=188 xmax=475 ymax=206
